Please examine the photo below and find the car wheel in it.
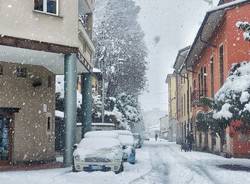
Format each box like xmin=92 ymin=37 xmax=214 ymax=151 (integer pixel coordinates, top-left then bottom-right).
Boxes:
xmin=72 ymin=160 xmax=78 ymax=172
xmin=115 ymin=162 xmax=124 ymax=174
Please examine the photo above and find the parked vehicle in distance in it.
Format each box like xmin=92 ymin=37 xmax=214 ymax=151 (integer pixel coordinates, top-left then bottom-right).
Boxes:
xmin=113 ymin=130 xmax=136 ymax=164
xmin=133 ymin=133 xmax=143 ymax=148
xmin=143 ymin=132 xmax=150 ymax=141
xmin=73 ymin=137 xmax=124 ymax=174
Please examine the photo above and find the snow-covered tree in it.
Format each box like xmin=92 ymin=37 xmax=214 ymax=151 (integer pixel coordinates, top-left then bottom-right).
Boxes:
xmin=116 ymin=93 xmax=143 ymax=129
xmin=236 ymin=21 xmax=250 ymax=41
xmin=213 ymin=62 xmax=250 ymax=128
xmin=92 ymin=93 xmax=142 ymax=130
xmin=93 ymin=0 xmax=147 ymax=97
xmin=92 ymin=0 xmax=147 ymax=130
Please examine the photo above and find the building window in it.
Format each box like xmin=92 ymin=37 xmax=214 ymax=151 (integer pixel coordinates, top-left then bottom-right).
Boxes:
xmin=184 ymin=94 xmax=186 ymax=116
xmin=47 ymin=117 xmax=51 ymax=131
xmin=0 ymin=65 xmax=3 ymax=75
xmin=187 ymin=89 xmax=189 ymax=115
xmin=219 ymin=44 xmax=224 ymax=87
xmin=210 ymin=57 xmax=214 ymax=98
xmin=16 ymin=67 xmax=27 ymax=78
xmin=34 ymin=0 xmax=59 ymax=15
xmin=203 ymin=67 xmax=207 ymax=96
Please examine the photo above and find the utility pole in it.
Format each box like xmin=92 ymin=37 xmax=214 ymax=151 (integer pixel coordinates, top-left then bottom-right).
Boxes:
xmin=101 ymin=58 xmax=105 ymax=124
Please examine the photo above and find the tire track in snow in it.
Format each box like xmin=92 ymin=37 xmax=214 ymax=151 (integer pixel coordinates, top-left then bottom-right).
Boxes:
xmin=166 ymin=144 xmax=222 ymax=184
xmin=129 ymin=143 xmax=169 ymax=184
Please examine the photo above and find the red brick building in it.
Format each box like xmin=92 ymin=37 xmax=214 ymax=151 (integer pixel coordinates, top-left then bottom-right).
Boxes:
xmin=185 ymin=0 xmax=250 ymax=157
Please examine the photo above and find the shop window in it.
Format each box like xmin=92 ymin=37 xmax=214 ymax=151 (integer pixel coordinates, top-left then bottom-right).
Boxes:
xmin=34 ymin=0 xmax=59 ymax=15
xmin=16 ymin=67 xmax=27 ymax=78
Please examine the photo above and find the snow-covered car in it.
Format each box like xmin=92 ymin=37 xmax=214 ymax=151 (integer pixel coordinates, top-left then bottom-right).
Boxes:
xmin=114 ymin=130 xmax=136 ymax=164
xmin=133 ymin=133 xmax=144 ymax=148
xmin=73 ymin=137 xmax=124 ymax=174
xmin=84 ymin=130 xmax=119 ymax=139
xmin=143 ymin=132 xmax=150 ymax=141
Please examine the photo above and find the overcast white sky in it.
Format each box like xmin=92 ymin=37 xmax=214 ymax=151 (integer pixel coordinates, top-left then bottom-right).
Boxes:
xmin=135 ymin=0 xmax=219 ymax=113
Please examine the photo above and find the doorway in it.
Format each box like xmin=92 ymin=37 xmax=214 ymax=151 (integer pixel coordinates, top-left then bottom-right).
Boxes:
xmin=0 ymin=113 xmax=13 ymax=165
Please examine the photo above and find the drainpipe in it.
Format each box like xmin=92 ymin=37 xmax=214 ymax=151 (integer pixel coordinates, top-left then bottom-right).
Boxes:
xmin=81 ymin=72 xmax=93 ymax=136
xmin=63 ymin=54 xmax=77 ymax=167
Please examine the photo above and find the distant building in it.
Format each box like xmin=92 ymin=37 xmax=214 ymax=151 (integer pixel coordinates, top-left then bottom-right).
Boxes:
xmin=171 ymin=46 xmax=192 ymax=144
xmin=166 ymin=73 xmax=178 ymax=142
xmin=159 ymin=115 xmax=169 ymax=139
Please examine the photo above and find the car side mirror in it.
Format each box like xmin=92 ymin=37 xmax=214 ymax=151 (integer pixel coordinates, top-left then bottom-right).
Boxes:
xmin=73 ymin=144 xmax=78 ymax=150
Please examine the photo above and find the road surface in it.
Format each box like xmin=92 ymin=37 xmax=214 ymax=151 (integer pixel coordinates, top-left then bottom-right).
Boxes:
xmin=1 ymin=140 xmax=250 ymax=184
xmin=130 ymin=140 xmax=250 ymax=184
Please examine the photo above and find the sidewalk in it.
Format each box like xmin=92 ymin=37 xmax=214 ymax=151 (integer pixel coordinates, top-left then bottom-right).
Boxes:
xmin=0 ymin=162 xmax=63 ymax=172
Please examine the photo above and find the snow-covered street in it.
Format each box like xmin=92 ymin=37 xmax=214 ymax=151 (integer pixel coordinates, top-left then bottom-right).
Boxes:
xmin=1 ymin=140 xmax=250 ymax=184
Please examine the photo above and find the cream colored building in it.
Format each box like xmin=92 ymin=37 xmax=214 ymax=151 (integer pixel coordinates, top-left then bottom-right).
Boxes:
xmin=172 ymin=46 xmax=192 ymax=144
xmin=0 ymin=0 xmax=95 ymax=166
xmin=166 ymin=74 xmax=177 ymax=142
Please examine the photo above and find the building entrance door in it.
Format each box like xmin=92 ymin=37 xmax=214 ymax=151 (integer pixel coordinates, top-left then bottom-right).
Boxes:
xmin=0 ymin=114 xmax=13 ymax=165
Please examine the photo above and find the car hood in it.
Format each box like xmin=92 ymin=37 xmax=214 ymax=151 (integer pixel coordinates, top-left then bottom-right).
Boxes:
xmin=74 ymin=147 xmax=122 ymax=160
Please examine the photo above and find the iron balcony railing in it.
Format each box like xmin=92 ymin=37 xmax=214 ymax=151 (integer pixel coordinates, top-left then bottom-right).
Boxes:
xmin=191 ymin=89 xmax=208 ymax=105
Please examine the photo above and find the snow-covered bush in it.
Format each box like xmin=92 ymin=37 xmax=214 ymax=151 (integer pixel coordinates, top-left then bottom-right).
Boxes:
xmin=236 ymin=21 xmax=250 ymax=41
xmin=213 ymin=62 xmax=250 ymax=126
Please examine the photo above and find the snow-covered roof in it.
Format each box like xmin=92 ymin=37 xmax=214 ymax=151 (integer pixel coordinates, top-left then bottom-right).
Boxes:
xmin=185 ymin=0 xmax=250 ymax=67
xmin=211 ymin=0 xmax=249 ymax=12
xmin=173 ymin=46 xmax=190 ymax=72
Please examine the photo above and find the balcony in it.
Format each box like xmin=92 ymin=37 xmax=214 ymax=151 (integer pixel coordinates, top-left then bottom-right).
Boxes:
xmin=191 ymin=89 xmax=208 ymax=106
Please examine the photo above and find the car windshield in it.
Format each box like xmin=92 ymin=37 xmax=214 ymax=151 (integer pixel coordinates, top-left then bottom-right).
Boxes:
xmin=1 ymin=0 xmax=250 ymax=183
xmin=119 ymin=135 xmax=134 ymax=146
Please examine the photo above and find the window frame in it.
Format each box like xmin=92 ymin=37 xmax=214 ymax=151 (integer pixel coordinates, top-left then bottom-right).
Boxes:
xmin=210 ymin=56 xmax=214 ymax=98
xmin=219 ymin=43 xmax=224 ymax=87
xmin=34 ymin=0 xmax=59 ymax=16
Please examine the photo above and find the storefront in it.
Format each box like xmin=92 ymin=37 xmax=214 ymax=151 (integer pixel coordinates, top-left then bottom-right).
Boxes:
xmin=0 ymin=108 xmax=19 ymax=165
